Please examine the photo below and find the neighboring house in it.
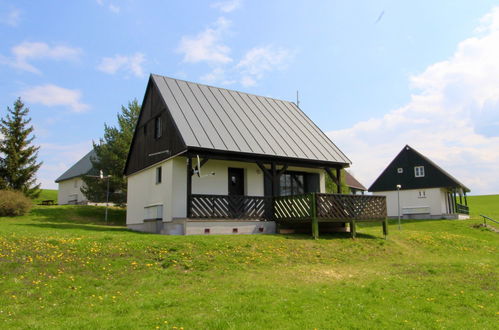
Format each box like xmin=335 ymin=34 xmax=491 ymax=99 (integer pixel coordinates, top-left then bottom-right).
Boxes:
xmin=369 ymin=145 xmax=470 ymax=219
xmin=345 ymin=171 xmax=367 ymax=195
xmin=124 ymin=74 xmax=388 ymax=236
xmin=55 ymin=150 xmax=98 ymax=205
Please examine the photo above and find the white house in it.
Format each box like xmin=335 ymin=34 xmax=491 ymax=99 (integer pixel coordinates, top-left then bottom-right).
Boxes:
xmin=369 ymin=145 xmax=470 ymax=219
xmin=124 ymin=74 xmax=388 ymax=236
xmin=55 ymin=150 xmax=98 ymax=205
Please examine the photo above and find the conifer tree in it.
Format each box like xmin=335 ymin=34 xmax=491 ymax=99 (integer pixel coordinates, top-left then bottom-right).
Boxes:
xmin=81 ymin=99 xmax=140 ymax=205
xmin=0 ymin=98 xmax=42 ymax=198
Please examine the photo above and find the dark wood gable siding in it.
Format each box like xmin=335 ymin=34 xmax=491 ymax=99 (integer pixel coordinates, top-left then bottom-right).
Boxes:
xmin=124 ymin=78 xmax=186 ymax=176
xmin=369 ymin=145 xmax=468 ymax=192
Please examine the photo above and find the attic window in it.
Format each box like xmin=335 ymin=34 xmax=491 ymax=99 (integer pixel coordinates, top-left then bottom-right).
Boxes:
xmin=397 ymin=168 xmax=403 ymax=174
xmin=414 ymin=166 xmax=425 ymax=178
xmin=154 ymin=116 xmax=162 ymax=139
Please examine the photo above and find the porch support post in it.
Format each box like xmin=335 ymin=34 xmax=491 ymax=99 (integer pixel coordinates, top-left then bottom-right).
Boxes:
xmin=350 ymin=220 xmax=357 ymax=239
xmin=464 ymin=192 xmax=468 ymax=206
xmin=186 ymin=157 xmax=192 ymax=218
xmin=452 ymin=190 xmax=456 ymax=213
xmin=311 ymin=193 xmax=319 ymax=239
xmin=459 ymin=191 xmax=463 ymax=205
xmin=336 ymin=167 xmax=342 ymax=194
xmin=271 ymin=162 xmax=278 ymax=197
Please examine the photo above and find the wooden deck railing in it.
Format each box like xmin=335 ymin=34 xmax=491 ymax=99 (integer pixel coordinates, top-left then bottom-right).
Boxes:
xmin=190 ymin=193 xmax=387 ymax=222
xmin=455 ymin=203 xmax=469 ymax=215
xmin=190 ymin=194 xmax=271 ymax=220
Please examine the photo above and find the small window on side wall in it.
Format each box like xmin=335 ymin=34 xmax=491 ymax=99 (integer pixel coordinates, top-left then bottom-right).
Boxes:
xmin=397 ymin=168 xmax=403 ymax=174
xmin=156 ymin=166 xmax=162 ymax=184
xmin=414 ymin=166 xmax=425 ymax=178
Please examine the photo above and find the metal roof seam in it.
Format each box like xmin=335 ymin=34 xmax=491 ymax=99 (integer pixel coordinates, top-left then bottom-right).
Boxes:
xmin=189 ymin=82 xmax=236 ymax=151
xmin=259 ymin=96 xmax=314 ymax=159
xmin=215 ymin=88 xmax=269 ymax=154
xmin=158 ymin=76 xmax=200 ymax=147
xmin=289 ymin=102 xmax=351 ymax=163
xmin=273 ymin=99 xmax=330 ymax=161
xmin=235 ymin=91 xmax=287 ymax=156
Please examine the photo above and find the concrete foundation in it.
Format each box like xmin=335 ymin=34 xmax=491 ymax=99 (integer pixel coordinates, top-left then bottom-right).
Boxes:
xmin=127 ymin=219 xmax=276 ymax=235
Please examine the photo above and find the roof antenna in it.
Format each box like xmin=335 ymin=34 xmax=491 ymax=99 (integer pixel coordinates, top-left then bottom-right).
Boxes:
xmin=296 ymin=90 xmax=300 ymax=107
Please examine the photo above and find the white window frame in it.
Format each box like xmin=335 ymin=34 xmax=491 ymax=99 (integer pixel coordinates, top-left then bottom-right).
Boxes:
xmin=414 ymin=166 xmax=425 ymax=178
xmin=397 ymin=168 xmax=403 ymax=174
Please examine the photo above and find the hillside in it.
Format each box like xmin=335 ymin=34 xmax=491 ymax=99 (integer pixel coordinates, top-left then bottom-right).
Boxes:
xmin=0 ymin=196 xmax=497 ymax=328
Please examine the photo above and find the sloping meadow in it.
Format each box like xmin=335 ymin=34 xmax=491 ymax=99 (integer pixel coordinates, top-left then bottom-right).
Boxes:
xmin=0 ymin=198 xmax=497 ymax=329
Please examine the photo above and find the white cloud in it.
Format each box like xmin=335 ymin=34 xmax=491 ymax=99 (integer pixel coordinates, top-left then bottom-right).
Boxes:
xmin=177 ymin=17 xmax=232 ymax=64
xmin=327 ymin=7 xmax=499 ymax=195
xmin=108 ymin=4 xmax=120 ymax=13
xmin=0 ymin=7 xmax=21 ymax=26
xmin=211 ymin=0 xmax=242 ymax=13
xmin=96 ymin=0 xmax=120 ymax=14
xmin=21 ymin=84 xmax=90 ymax=112
xmin=97 ymin=53 xmax=146 ymax=77
xmin=236 ymin=45 xmax=293 ymax=85
xmin=1 ymin=41 xmax=82 ymax=74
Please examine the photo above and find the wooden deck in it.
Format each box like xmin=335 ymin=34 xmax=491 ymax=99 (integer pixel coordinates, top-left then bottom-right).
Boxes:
xmin=189 ymin=193 xmax=388 ymax=238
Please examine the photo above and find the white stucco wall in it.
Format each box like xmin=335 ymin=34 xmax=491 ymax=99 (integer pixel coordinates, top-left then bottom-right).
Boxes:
xmin=126 ymin=156 xmax=327 ymax=226
xmin=58 ymin=177 xmax=87 ymax=205
xmin=126 ymin=158 xmax=174 ymax=225
xmin=373 ymin=187 xmax=448 ymax=217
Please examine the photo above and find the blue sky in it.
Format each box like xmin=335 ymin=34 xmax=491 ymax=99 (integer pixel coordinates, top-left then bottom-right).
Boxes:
xmin=1 ymin=0 xmax=498 ymax=194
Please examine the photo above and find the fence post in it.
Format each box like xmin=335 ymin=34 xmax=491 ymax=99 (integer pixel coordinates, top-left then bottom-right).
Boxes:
xmin=382 ymin=218 xmax=388 ymax=239
xmin=311 ymin=193 xmax=319 ymax=239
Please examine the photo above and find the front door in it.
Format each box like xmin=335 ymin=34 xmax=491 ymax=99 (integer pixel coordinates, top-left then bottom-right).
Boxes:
xmin=228 ymin=168 xmax=244 ymax=218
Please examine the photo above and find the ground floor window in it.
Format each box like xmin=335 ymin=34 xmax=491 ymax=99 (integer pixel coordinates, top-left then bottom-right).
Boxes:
xmin=264 ymin=170 xmax=320 ymax=196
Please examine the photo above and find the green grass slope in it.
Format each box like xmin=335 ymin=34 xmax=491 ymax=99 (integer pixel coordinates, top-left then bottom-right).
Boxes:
xmin=468 ymin=194 xmax=499 ymax=221
xmin=0 ymin=198 xmax=497 ymax=329
xmin=33 ymin=189 xmax=58 ymax=205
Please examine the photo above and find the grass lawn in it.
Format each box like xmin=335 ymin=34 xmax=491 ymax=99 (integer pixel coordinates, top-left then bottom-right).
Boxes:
xmin=0 ymin=193 xmax=497 ymax=329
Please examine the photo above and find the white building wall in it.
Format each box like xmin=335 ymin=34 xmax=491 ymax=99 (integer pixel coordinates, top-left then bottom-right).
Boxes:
xmin=373 ymin=187 xmax=447 ymax=218
xmin=57 ymin=177 xmax=87 ymax=205
xmin=127 ymin=156 xmax=328 ymax=227
xmin=126 ymin=158 xmax=174 ymax=225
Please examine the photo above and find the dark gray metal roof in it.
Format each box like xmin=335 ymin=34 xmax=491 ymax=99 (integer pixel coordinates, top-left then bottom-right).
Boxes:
xmin=152 ymin=74 xmax=351 ymax=165
xmin=55 ymin=150 xmax=97 ymax=183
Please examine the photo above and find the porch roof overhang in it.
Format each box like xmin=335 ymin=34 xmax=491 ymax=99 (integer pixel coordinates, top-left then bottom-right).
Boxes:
xmin=184 ymin=146 xmax=350 ymax=169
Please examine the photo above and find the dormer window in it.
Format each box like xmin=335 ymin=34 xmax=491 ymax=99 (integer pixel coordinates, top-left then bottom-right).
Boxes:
xmin=414 ymin=166 xmax=425 ymax=178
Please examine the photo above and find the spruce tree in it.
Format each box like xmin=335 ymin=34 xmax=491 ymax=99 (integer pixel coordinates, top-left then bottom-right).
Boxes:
xmin=0 ymin=98 xmax=42 ymax=198
xmin=81 ymin=99 xmax=140 ymax=205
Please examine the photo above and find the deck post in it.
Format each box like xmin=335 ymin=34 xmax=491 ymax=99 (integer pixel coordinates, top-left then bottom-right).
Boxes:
xmin=350 ymin=220 xmax=356 ymax=239
xmin=186 ymin=157 xmax=192 ymax=218
xmin=382 ymin=218 xmax=388 ymax=239
xmin=311 ymin=193 xmax=319 ymax=239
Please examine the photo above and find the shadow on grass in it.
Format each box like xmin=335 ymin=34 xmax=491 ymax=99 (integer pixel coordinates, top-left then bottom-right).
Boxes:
xmin=19 ymin=223 xmax=132 ymax=233
xmin=29 ymin=205 xmax=126 ymax=226
xmin=281 ymin=232 xmax=381 ymax=240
